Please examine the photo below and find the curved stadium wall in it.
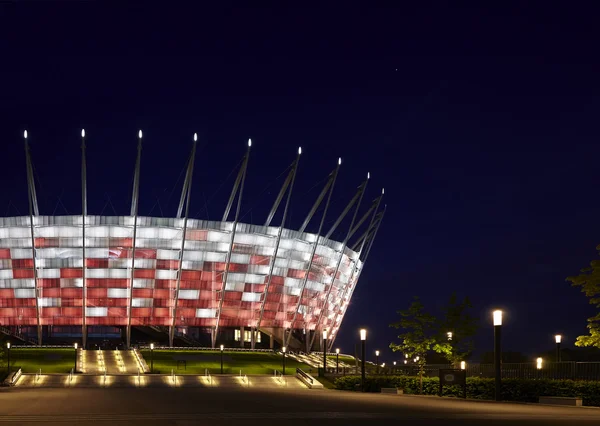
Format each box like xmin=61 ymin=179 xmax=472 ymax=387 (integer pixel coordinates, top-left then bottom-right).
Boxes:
xmin=0 ymin=215 xmax=361 ymax=339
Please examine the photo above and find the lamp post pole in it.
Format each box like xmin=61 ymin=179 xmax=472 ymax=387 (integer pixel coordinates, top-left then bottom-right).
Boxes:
xmin=555 ymin=335 xmax=562 ymax=363
xmin=150 ymin=343 xmax=154 ymax=373
xmin=282 ymin=346 xmax=286 ymax=375
xmin=322 ymin=330 xmax=327 ymax=376
xmin=493 ymin=310 xmax=503 ymax=401
xmin=335 ymin=348 xmax=340 ymax=374
xmin=375 ymin=350 xmax=380 ymax=375
xmin=220 ymin=344 xmax=224 ymax=374
xmin=360 ymin=329 xmax=366 ymax=392
xmin=74 ymin=342 xmax=78 ymax=372
xmin=6 ymin=342 xmax=10 ymax=375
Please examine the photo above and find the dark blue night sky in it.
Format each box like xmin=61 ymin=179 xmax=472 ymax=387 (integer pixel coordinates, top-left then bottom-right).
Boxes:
xmin=2 ymin=3 xmax=600 ymax=362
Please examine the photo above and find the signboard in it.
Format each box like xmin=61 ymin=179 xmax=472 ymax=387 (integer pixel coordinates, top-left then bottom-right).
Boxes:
xmin=439 ymin=368 xmax=466 ymax=398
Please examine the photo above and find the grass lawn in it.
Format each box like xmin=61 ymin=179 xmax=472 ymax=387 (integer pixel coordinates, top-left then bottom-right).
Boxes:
xmin=140 ymin=350 xmax=315 ymax=375
xmin=8 ymin=348 xmax=77 ymax=374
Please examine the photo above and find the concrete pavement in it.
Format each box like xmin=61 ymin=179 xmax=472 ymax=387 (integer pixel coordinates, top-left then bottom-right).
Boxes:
xmin=1 ymin=386 xmax=600 ymax=425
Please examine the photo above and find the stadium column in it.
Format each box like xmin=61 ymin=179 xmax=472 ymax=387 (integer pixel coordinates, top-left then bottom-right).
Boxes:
xmin=213 ymin=140 xmax=252 ymax=349
xmin=23 ymin=131 xmax=42 ymax=345
xmin=81 ymin=129 xmax=88 ymax=349
xmin=126 ymin=131 xmax=143 ymax=350
xmin=169 ymin=134 xmax=198 ymax=348
xmin=283 ymin=159 xmax=341 ymax=349
xmin=254 ymin=148 xmax=301 ymax=348
xmin=310 ymin=184 xmax=381 ymax=350
xmin=328 ymin=206 xmax=386 ymax=352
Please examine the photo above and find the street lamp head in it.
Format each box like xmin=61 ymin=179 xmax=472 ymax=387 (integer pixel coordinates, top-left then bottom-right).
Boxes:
xmin=536 ymin=357 xmax=543 ymax=370
xmin=24 ymin=130 xmax=28 ymax=139
xmin=150 ymin=343 xmax=154 ymax=350
xmin=555 ymin=334 xmax=562 ymax=344
xmin=381 ymin=363 xmax=385 ymax=368
xmin=322 ymin=330 xmax=328 ymax=340
xmin=415 ymin=356 xmax=420 ymax=361
xmin=220 ymin=344 xmax=224 ymax=351
xmin=194 ymin=133 xmax=197 ymax=142
xmin=375 ymin=350 xmax=380 ymax=356
xmin=404 ymin=360 xmax=407 ymax=364
xmin=336 ymin=348 xmax=340 ymax=354
xmin=460 ymin=361 xmax=466 ymax=370
xmin=74 ymin=342 xmax=78 ymax=350
xmin=6 ymin=342 xmax=10 ymax=349
xmin=393 ymin=361 xmax=396 ymax=366
xmin=493 ymin=310 xmax=503 ymax=326
xmin=360 ymin=329 xmax=367 ymax=341
xmin=447 ymin=331 xmax=453 ymax=341
xmin=138 ymin=130 xmax=143 ymax=139
xmin=282 ymin=346 xmax=286 ymax=353
xmin=81 ymin=129 xmax=85 ymax=138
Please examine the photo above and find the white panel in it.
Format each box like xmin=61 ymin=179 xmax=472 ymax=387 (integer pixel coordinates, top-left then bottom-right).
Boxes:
xmin=86 ymin=269 xmax=109 ymax=279
xmin=207 ymin=230 xmax=230 ymax=243
xmin=196 ymin=308 xmax=216 ymax=318
xmin=109 ymin=226 xmax=132 ymax=238
xmin=109 ymin=269 xmax=129 ymax=279
xmin=86 ymin=248 xmax=109 ymax=258
xmin=225 ymin=282 xmax=245 ymax=291
xmin=14 ymin=288 xmax=36 ymax=298
xmin=133 ymin=279 xmax=154 ymax=288
xmin=132 ymin=298 xmax=153 ymax=307
xmin=10 ymin=248 xmax=32 ymax=259
xmin=178 ymin=289 xmax=199 ymax=300
xmin=0 ymin=270 xmax=12 ymax=279
xmin=107 ymin=288 xmax=128 ymax=298
xmin=156 ymin=269 xmax=177 ymax=279
xmin=134 ymin=258 xmax=155 ymax=268
xmin=241 ymin=292 xmax=261 ymax=302
xmin=38 ymin=297 xmax=61 ymax=307
xmin=206 ymin=252 xmax=227 ymax=262
xmin=87 ymin=226 xmax=110 ymax=238
xmin=284 ymin=277 xmax=302 ymax=288
xmin=86 ymin=307 xmax=108 ymax=317
xmin=230 ymin=253 xmax=251 ymax=264
xmin=157 ymin=249 xmax=179 ymax=260
xmin=37 ymin=268 xmax=60 ymax=279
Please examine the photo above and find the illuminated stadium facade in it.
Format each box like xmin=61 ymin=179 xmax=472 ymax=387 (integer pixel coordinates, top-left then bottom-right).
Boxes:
xmin=0 ymin=130 xmax=384 ymax=351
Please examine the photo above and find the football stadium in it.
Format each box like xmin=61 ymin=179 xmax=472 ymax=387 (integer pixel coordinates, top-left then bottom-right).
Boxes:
xmin=0 ymin=130 xmax=384 ymax=352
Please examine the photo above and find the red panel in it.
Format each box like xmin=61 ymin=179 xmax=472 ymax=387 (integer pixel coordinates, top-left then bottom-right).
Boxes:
xmin=153 ymin=289 xmax=171 ymax=299
xmin=134 ymin=249 xmax=157 ymax=259
xmin=181 ymin=270 xmax=201 ymax=280
xmin=224 ymin=291 xmax=242 ymax=301
xmin=39 ymin=278 xmax=60 ymax=288
xmin=0 ymin=289 xmax=13 ymax=298
xmin=0 ymin=248 xmax=11 ymax=259
xmin=157 ymin=259 xmax=179 ymax=269
xmin=229 ymin=263 xmax=248 ymax=273
xmin=185 ymin=229 xmax=207 ymax=241
xmin=132 ymin=288 xmax=153 ymax=298
xmin=40 ymin=307 xmax=62 ymax=317
xmin=153 ymin=308 xmax=170 ymax=317
xmin=250 ymin=255 xmax=270 ymax=265
xmin=13 ymin=269 xmax=34 ymax=279
xmin=12 ymin=259 xmax=33 ymax=268
xmin=86 ymin=258 xmax=109 ymax=268
xmin=134 ymin=269 xmax=155 ymax=279
xmin=61 ymin=268 xmax=83 ymax=279
xmin=131 ymin=307 xmax=152 ymax=317
xmin=87 ymin=288 xmax=107 ymax=298
xmin=35 ymin=237 xmax=59 ymax=248
xmin=107 ymin=307 xmax=126 ymax=317
xmin=41 ymin=287 xmax=61 ymax=298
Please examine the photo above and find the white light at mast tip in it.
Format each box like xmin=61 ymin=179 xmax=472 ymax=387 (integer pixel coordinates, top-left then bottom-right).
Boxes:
xmin=248 ymin=139 xmax=252 ymax=147
xmin=382 ymin=188 xmax=385 ymax=195
xmin=338 ymin=157 xmax=342 ymax=165
xmin=81 ymin=129 xmax=85 ymax=138
xmin=298 ymin=146 xmax=302 ymax=155
xmin=24 ymin=130 xmax=28 ymax=139
xmin=194 ymin=133 xmax=197 ymax=141
xmin=138 ymin=130 xmax=143 ymax=139
xmin=367 ymin=172 xmax=371 ymax=179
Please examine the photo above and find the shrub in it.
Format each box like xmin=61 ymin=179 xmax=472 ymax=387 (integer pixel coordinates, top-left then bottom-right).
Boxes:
xmin=332 ymin=375 xmax=600 ymax=406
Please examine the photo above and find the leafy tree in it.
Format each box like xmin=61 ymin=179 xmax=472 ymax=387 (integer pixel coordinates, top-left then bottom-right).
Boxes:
xmin=433 ymin=293 xmax=478 ymax=366
xmin=389 ymin=297 xmax=437 ymax=393
xmin=567 ymin=248 xmax=600 ymax=348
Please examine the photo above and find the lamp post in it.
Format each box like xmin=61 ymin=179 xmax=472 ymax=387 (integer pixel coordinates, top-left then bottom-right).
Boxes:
xmin=322 ymin=330 xmax=328 ymax=375
xmin=493 ymin=309 xmax=503 ymax=401
xmin=335 ymin=348 xmax=340 ymax=374
xmin=375 ymin=350 xmax=380 ymax=374
xmin=6 ymin=342 xmax=10 ymax=375
xmin=555 ymin=335 xmax=562 ymax=362
xmin=220 ymin=344 xmax=224 ymax=374
xmin=74 ymin=342 xmax=78 ymax=372
xmin=360 ymin=329 xmax=366 ymax=392
xmin=393 ymin=361 xmax=396 ymax=374
xmin=447 ymin=331 xmax=453 ymax=341
xmin=460 ymin=361 xmax=466 ymax=370
xmin=150 ymin=343 xmax=154 ymax=373
xmin=282 ymin=346 xmax=286 ymax=375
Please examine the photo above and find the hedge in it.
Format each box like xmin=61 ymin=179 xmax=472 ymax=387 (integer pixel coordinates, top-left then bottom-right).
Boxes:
xmin=333 ymin=375 xmax=600 ymax=407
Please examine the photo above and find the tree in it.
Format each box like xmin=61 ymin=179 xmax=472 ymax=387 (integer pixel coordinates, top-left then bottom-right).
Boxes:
xmin=389 ymin=297 xmax=437 ymax=394
xmin=567 ymin=247 xmax=600 ymax=348
xmin=433 ymin=293 xmax=478 ymax=366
